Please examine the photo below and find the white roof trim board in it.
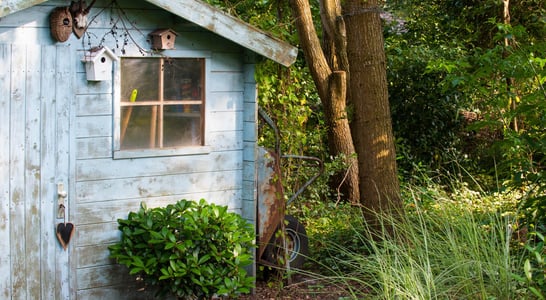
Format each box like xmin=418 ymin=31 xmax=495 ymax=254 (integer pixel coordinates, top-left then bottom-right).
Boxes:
xmin=1 ymin=0 xmax=48 ymax=17
xmin=0 ymin=0 xmax=298 ymax=66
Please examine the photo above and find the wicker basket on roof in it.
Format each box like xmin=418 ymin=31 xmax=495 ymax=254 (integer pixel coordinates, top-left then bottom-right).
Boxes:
xmin=50 ymin=7 xmax=73 ymax=42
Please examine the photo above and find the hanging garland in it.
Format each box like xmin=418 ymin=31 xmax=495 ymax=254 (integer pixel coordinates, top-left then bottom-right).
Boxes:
xmin=82 ymin=0 xmax=150 ymax=56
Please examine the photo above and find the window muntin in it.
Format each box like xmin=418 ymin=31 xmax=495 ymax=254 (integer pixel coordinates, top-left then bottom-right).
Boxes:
xmin=119 ymin=57 xmax=205 ymax=150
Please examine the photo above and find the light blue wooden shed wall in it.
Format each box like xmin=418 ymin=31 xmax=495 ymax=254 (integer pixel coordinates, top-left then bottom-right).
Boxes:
xmin=0 ymin=0 xmax=258 ymax=298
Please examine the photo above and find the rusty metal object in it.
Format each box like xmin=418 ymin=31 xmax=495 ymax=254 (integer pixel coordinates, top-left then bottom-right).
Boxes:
xmin=256 ymin=147 xmax=284 ymax=260
xmin=256 ymin=107 xmax=324 ymax=267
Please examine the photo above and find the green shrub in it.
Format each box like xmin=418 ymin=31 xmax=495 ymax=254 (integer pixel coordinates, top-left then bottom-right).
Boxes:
xmin=109 ymin=199 xmax=255 ymax=299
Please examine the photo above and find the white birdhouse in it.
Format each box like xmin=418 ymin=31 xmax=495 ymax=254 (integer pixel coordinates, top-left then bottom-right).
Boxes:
xmin=149 ymin=29 xmax=178 ymax=50
xmin=82 ymin=46 xmax=118 ymax=81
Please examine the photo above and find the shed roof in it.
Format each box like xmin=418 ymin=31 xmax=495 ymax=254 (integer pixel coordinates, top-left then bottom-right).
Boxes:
xmin=0 ymin=0 xmax=298 ymax=66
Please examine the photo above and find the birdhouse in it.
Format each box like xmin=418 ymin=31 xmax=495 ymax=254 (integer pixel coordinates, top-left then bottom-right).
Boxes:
xmin=82 ymin=46 xmax=118 ymax=81
xmin=149 ymin=29 xmax=178 ymax=50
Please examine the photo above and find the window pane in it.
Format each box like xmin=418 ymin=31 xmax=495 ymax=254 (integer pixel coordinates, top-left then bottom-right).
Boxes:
xmin=120 ymin=106 xmax=156 ymax=150
xmin=164 ymin=58 xmax=203 ymax=100
xmin=163 ymin=105 xmax=202 ymax=147
xmin=121 ymin=59 xmax=160 ymax=102
xmin=119 ymin=57 xmax=205 ymax=151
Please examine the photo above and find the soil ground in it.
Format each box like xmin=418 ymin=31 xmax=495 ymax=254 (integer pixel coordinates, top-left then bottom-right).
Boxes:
xmin=238 ymin=274 xmax=353 ymax=300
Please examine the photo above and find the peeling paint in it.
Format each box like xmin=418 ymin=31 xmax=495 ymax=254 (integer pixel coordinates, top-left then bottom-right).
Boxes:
xmin=138 ymin=187 xmax=148 ymax=196
xmin=256 ymin=147 xmax=284 ymax=259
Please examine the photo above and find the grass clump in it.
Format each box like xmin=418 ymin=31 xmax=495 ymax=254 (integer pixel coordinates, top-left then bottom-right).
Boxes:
xmin=301 ymin=184 xmax=530 ymax=299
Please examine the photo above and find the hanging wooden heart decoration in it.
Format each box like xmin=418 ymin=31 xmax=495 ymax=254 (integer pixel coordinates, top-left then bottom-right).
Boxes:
xmin=56 ymin=222 xmax=75 ymax=250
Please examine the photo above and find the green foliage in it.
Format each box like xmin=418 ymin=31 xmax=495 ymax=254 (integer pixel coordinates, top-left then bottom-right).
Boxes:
xmin=388 ymin=0 xmax=545 ymax=227
xmin=513 ymin=231 xmax=546 ymax=299
xmin=386 ymin=43 xmax=467 ymax=173
xmin=202 ymin=0 xmax=301 ymax=45
xmin=256 ymin=59 xmax=333 ymax=203
xmin=439 ymin=21 xmax=546 ymax=225
xmin=204 ymin=0 xmax=334 ymax=203
xmin=300 ymin=182 xmax=538 ymax=299
xmin=108 ymin=199 xmax=255 ymax=299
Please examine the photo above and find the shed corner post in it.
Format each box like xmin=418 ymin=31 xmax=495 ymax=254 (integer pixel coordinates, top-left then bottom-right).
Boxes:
xmin=241 ymin=50 xmax=258 ymax=278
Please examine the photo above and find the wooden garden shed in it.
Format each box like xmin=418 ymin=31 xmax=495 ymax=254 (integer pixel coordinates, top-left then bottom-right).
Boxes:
xmin=0 ymin=0 xmax=297 ymax=298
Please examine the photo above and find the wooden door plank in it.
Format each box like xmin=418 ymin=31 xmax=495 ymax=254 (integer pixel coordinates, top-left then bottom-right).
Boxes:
xmin=55 ymin=45 xmax=73 ymax=299
xmin=40 ymin=45 xmax=58 ymax=300
xmin=0 ymin=44 xmax=12 ymax=299
xmin=9 ymin=43 xmax=28 ymax=300
xmin=23 ymin=43 xmax=42 ymax=298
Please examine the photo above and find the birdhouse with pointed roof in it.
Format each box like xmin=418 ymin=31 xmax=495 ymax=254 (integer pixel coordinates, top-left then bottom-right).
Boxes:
xmin=149 ymin=28 xmax=178 ymax=50
xmin=82 ymin=46 xmax=118 ymax=81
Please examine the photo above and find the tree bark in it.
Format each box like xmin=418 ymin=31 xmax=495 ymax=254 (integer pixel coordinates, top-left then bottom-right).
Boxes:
xmin=290 ymin=0 xmax=359 ymax=203
xmin=342 ymin=0 xmax=403 ymax=227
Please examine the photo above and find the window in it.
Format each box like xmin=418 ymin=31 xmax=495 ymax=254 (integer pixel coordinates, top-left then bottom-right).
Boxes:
xmin=119 ymin=57 xmax=205 ymax=151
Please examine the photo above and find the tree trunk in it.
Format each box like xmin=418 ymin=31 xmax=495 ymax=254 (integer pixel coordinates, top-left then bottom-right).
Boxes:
xmin=290 ymin=0 xmax=359 ymax=203
xmin=343 ymin=0 xmax=403 ymax=228
xmin=503 ymin=0 xmax=518 ymax=132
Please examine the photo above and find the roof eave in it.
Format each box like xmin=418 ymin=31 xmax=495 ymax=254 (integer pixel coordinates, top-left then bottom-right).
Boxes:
xmin=0 ymin=0 xmax=49 ymax=18
xmin=1 ymin=0 xmax=298 ymax=66
xmin=145 ymin=0 xmax=297 ymax=67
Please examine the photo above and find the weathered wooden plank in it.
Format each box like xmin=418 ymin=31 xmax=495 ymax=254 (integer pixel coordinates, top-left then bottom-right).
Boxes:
xmin=241 ymin=57 xmax=257 ymax=226
xmin=9 ymin=43 xmax=28 ymax=299
xmin=211 ymin=52 xmax=243 ymax=71
xmin=77 ymin=264 xmax=130 ymax=289
xmin=0 ymin=4 xmax=51 ymax=27
xmin=75 ymin=199 xmax=243 ymax=248
xmin=207 ymin=131 xmax=243 ymax=151
xmin=76 ymin=151 xmax=241 ymax=180
xmin=24 ymin=43 xmax=43 ymax=298
xmin=80 ymin=5 xmax=173 ymax=30
xmin=76 ymin=109 xmax=241 ymax=139
xmin=76 ymin=222 xmax=121 ymax=246
xmin=76 ymin=284 xmax=158 ymax=300
xmin=76 ymin=244 xmax=114 ymax=269
xmin=0 ymin=27 xmax=56 ymax=45
xmin=75 ymin=190 xmax=240 ymax=225
xmin=243 ymin=121 xmax=257 ymax=142
xmin=207 ymin=110 xmax=243 ymax=132
xmin=0 ymin=0 xmax=49 ymax=18
xmin=75 ymin=75 xmax=113 ymax=95
xmin=207 ymin=91 xmax=243 ymax=111
xmin=145 ymin=0 xmax=297 ymax=66
xmin=242 ymin=167 xmax=257 ymax=200
xmin=243 ymin=100 xmax=257 ymax=123
xmin=75 ymin=115 xmax=112 ymax=138
xmin=54 ymin=45 xmax=73 ymax=299
xmin=0 ymin=0 xmax=160 ymax=24
xmin=75 ymin=170 xmax=242 ymax=203
xmin=241 ymin=197 xmax=255 ymax=223
xmin=75 ymin=94 xmax=112 ymax=116
xmin=209 ymin=72 xmax=244 ymax=92
xmin=76 ymin=137 xmax=113 ymax=159
xmin=39 ymin=45 xmax=59 ymax=300
xmin=0 ymin=44 xmax=12 ymax=300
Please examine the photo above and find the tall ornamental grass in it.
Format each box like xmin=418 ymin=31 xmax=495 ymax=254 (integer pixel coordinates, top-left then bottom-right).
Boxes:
xmin=303 ymin=185 xmax=528 ymax=299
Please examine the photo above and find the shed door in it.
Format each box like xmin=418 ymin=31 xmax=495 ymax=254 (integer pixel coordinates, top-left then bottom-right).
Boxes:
xmin=0 ymin=44 xmax=72 ymax=299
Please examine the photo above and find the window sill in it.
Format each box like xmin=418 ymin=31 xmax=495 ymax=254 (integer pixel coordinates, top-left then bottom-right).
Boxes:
xmin=113 ymin=145 xmax=212 ymax=159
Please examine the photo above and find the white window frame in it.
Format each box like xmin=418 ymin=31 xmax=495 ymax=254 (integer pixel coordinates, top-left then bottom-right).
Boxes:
xmin=113 ymin=51 xmax=212 ymax=159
